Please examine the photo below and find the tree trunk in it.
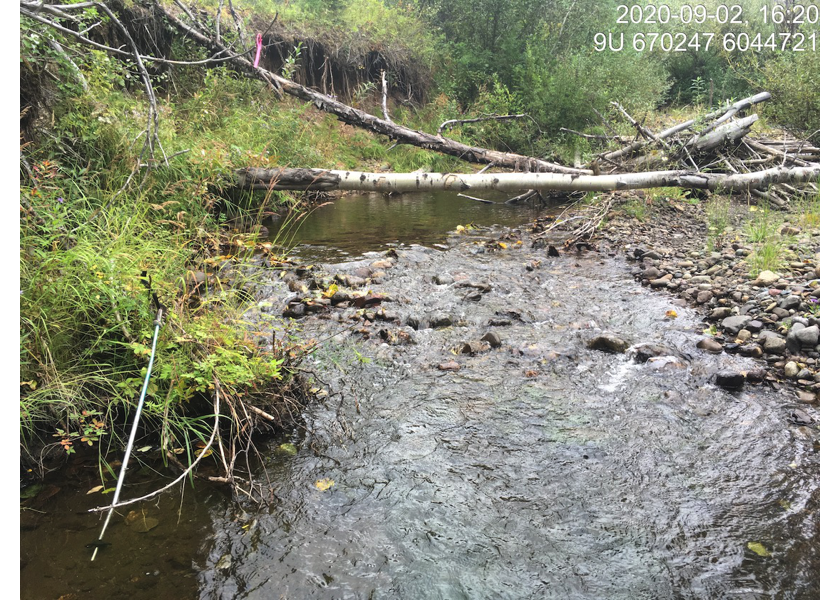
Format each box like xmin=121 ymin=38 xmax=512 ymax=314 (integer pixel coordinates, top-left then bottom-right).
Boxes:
xmin=238 ymin=165 xmax=819 ymax=194
xmin=691 ymin=114 xmax=758 ymax=152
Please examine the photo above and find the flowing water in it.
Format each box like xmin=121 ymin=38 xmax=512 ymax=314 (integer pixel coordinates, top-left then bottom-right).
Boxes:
xmin=21 ymin=192 xmax=819 ymax=599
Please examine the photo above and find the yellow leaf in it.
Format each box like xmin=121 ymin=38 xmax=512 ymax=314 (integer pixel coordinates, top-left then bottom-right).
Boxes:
xmin=196 ymin=444 xmax=213 ymax=457
xmin=323 ymin=283 xmax=339 ymax=299
xmin=498 ymin=242 xmax=507 ymax=249
xmin=315 ymin=478 xmax=334 ymax=491
xmin=665 ymin=310 xmax=678 ymax=319
xmin=748 ymin=542 xmax=771 ymax=557
xmin=456 ymin=225 xmax=465 ymax=233
xmin=87 ymin=485 xmax=104 ymax=495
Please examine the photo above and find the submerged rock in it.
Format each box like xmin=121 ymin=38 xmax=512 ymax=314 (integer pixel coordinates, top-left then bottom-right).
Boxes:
xmin=631 ymin=343 xmax=675 ymax=363
xmin=587 ymin=334 xmax=629 ymax=354
xmin=481 ymin=331 xmax=502 ymax=348
xmin=429 ymin=313 xmax=453 ymax=329
xmin=715 ymin=370 xmax=745 ymax=390
xmin=696 ymin=337 xmax=723 ymax=354
xmin=460 ymin=340 xmax=491 ymax=355
xmin=789 ymin=409 xmax=813 ymax=425
xmin=437 ymin=360 xmax=461 ymax=371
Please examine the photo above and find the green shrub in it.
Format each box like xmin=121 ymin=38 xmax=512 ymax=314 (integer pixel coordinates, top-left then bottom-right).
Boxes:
xmin=760 ymin=50 xmax=820 ymax=142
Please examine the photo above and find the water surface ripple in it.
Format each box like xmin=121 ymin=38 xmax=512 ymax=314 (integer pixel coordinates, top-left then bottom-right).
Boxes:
xmin=201 ymin=226 xmax=818 ymax=599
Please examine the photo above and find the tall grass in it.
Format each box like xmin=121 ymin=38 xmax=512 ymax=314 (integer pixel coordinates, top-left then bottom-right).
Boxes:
xmin=705 ymin=195 xmax=731 ymax=251
xmin=20 ymin=57 xmax=318 ymax=462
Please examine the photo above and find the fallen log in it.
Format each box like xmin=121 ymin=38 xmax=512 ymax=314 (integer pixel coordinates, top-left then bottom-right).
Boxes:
xmin=238 ymin=165 xmax=819 ymax=195
xmin=154 ymin=1 xmax=590 ymax=175
xmin=692 ymin=115 xmax=758 ymax=152
xmin=600 ymin=92 xmax=771 ymax=164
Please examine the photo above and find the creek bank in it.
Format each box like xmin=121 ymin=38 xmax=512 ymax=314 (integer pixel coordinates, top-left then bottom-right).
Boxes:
xmin=553 ymin=191 xmax=820 ymax=402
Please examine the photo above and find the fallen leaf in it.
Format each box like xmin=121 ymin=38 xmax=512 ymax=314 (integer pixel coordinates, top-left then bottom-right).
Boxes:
xmin=278 ymin=443 xmax=298 ymax=455
xmin=315 ymin=478 xmax=334 ymax=491
xmin=748 ymin=541 xmax=771 ymax=557
xmin=87 ymin=485 xmax=104 ymax=495
xmin=498 ymin=242 xmax=508 ymax=249
xmin=20 ymin=484 xmax=45 ymax=500
xmin=665 ymin=310 xmax=678 ymax=319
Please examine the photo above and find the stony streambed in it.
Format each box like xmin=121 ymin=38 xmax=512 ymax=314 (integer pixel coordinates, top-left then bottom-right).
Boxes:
xmin=594 ymin=195 xmax=820 ymax=406
xmin=199 ymin=214 xmax=819 ymax=598
xmin=20 ymin=193 xmax=819 ymax=599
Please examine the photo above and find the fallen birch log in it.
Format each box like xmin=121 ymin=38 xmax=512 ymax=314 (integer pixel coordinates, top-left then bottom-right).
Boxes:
xmin=238 ymin=165 xmax=818 ymax=194
xmin=600 ymin=92 xmax=771 ymax=163
xmin=692 ymin=114 xmax=758 ymax=152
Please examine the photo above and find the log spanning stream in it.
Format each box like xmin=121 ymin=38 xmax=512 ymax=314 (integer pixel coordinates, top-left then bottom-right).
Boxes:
xmin=20 ymin=192 xmax=818 ymax=599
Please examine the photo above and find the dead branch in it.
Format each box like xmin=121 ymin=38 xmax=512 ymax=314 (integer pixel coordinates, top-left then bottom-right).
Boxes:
xmin=246 ymin=404 xmax=275 ymax=422
xmin=559 ymin=127 xmax=629 ymax=142
xmin=238 ymin=165 xmax=819 ymax=194
xmin=600 ymin=92 xmax=771 ymax=164
xmin=380 ymin=70 xmax=391 ymax=122
xmin=505 ymin=190 xmax=540 ymax=205
xmin=47 ymin=38 xmax=88 ymax=91
xmin=563 ymin=195 xmax=614 ymax=247
xmin=457 ymin=192 xmax=495 ymax=204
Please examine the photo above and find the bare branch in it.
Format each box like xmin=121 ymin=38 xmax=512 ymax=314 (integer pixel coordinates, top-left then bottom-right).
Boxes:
xmin=380 ymin=70 xmax=391 ymax=123
xmin=47 ymin=38 xmax=87 ymax=91
xmin=88 ymin=381 xmax=222 ymax=513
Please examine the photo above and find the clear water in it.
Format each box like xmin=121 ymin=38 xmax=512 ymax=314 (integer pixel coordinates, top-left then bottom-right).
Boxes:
xmin=21 ymin=194 xmax=819 ymax=599
xmin=268 ymin=191 xmax=556 ymax=262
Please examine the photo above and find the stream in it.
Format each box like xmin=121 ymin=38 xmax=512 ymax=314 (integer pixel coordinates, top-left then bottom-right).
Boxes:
xmin=20 ymin=192 xmax=819 ymax=599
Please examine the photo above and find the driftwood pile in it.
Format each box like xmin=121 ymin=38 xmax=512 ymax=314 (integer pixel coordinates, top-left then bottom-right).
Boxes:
xmin=581 ymin=94 xmax=820 ymax=209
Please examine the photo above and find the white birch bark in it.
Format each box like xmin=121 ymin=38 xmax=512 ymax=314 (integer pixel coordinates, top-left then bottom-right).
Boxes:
xmin=239 ymin=165 xmax=819 ymax=194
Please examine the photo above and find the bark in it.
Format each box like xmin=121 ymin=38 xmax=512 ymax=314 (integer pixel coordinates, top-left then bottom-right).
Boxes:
xmin=238 ymin=165 xmax=819 ymax=195
xmin=153 ymin=1 xmax=590 ymax=175
xmin=691 ymin=114 xmax=758 ymax=152
xmin=600 ymin=92 xmax=771 ymax=163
